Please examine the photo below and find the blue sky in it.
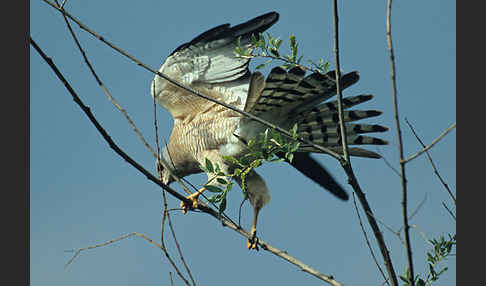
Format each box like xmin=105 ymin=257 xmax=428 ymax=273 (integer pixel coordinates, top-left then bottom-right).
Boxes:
xmin=30 ymin=1 xmax=456 ymax=285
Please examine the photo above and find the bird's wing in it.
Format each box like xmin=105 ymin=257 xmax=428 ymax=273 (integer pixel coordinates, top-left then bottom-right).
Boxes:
xmin=151 ymin=12 xmax=279 ymax=119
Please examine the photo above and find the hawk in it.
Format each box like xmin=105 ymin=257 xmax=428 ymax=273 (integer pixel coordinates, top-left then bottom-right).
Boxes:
xmin=151 ymin=12 xmax=387 ymax=249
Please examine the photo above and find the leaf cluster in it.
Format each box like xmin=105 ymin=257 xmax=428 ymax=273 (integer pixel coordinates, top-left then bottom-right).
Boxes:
xmin=200 ymin=124 xmax=301 ymax=215
xmin=234 ymin=33 xmax=330 ymax=74
xmin=399 ymin=233 xmax=456 ymax=286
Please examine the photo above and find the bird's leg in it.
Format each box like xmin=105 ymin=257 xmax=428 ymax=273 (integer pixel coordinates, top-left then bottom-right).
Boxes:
xmin=247 ymin=206 xmax=261 ymax=250
xmin=180 ymin=187 xmax=206 ymax=214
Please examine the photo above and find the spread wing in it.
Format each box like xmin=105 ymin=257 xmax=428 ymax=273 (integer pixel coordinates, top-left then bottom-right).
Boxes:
xmin=151 ymin=12 xmax=279 ymax=119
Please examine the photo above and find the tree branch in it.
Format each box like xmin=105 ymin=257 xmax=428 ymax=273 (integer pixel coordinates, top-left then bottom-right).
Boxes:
xmin=405 ymin=119 xmax=456 ymax=204
xmin=386 ymin=0 xmax=414 ymax=285
xmin=51 ymin=0 xmax=157 ymax=159
xmin=332 ymin=2 xmax=399 ymax=285
xmin=65 ymin=232 xmax=190 ymax=286
xmin=352 ymin=193 xmax=389 ymax=286
xmin=402 ymin=122 xmax=456 ymax=165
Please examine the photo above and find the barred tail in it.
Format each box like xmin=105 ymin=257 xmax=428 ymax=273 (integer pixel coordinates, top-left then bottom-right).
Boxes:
xmin=246 ymin=66 xmax=389 ymax=158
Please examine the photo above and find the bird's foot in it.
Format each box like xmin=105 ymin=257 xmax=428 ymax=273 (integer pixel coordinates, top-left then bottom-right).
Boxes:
xmin=247 ymin=229 xmax=259 ymax=251
xmin=180 ymin=188 xmax=204 ymax=214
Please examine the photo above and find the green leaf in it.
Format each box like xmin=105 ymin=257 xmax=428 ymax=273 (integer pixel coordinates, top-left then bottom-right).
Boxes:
xmin=270 ymin=138 xmax=282 ymax=147
xmin=269 ymin=47 xmax=280 ymax=57
xmin=267 ymin=157 xmax=285 ymax=163
xmin=205 ymin=185 xmax=223 ymax=193
xmin=291 ymin=123 xmax=298 ymax=136
xmin=250 ymin=159 xmax=262 ymax=169
xmin=225 ymin=181 xmax=234 ymax=193
xmin=255 ymin=63 xmax=266 ymax=70
xmin=286 ymin=153 xmax=294 ymax=163
xmin=205 ymin=158 xmax=214 ymax=173
xmin=241 ymin=187 xmax=248 ymax=199
xmin=416 ymin=278 xmax=426 ymax=286
xmin=218 ymin=197 xmax=227 ymax=215
xmin=233 ymin=168 xmax=242 ymax=176
xmin=399 ymin=275 xmax=409 ymax=284
xmin=429 ymin=263 xmax=436 ymax=277
xmin=437 ymin=266 xmax=448 ymax=276
xmin=221 ymin=155 xmax=243 ymax=167
xmin=217 ymin=178 xmax=228 ymax=185
xmin=290 ymin=142 xmax=300 ymax=153
xmin=251 ymin=33 xmax=258 ymax=45
xmin=262 ymin=129 xmax=270 ymax=147
xmin=297 ymin=54 xmax=303 ymax=64
xmin=207 ymin=194 xmax=221 ymax=203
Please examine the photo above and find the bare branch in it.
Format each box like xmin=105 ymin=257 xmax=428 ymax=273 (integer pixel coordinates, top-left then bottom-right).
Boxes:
xmin=332 ymin=2 xmax=398 ymax=285
xmin=65 ymin=232 xmax=190 ymax=286
xmin=52 ymin=0 xmax=157 ymax=159
xmin=331 ymin=0 xmax=350 ymax=163
xmin=405 ymin=119 xmax=455 ymax=204
xmin=402 ymin=122 xmax=457 ymax=165
xmin=352 ymin=193 xmax=389 ymax=286
xmin=154 ymin=95 xmax=196 ymax=286
xmin=375 ymin=147 xmax=401 ymax=177
xmin=386 ymin=0 xmax=414 ymax=284
xmin=442 ymin=202 xmax=456 ymax=221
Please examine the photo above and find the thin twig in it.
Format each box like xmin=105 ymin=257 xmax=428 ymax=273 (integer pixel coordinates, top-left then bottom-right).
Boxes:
xmin=375 ymin=147 xmax=401 ymax=177
xmin=60 ymin=0 xmax=67 ymax=9
xmin=386 ymin=0 xmax=414 ymax=284
xmin=52 ymin=0 xmax=157 ymax=159
xmin=31 ymin=38 xmax=343 ymax=286
xmin=408 ymin=193 xmax=427 ymax=222
xmin=331 ymin=0 xmax=350 ymax=163
xmin=352 ymin=193 xmax=390 ymax=286
xmin=345 ymin=169 xmax=400 ymax=284
xmin=405 ymin=119 xmax=455 ymax=204
xmin=370 ymin=211 xmax=404 ymax=245
xmin=442 ymin=202 xmax=456 ymax=221
xmin=154 ymin=93 xmax=196 ymax=286
xmin=65 ymin=232 xmax=190 ymax=286
xmin=31 ymin=37 xmax=191 ymax=204
xmin=41 ymin=0 xmax=343 ymax=161
xmin=402 ymin=121 xmax=457 ymax=165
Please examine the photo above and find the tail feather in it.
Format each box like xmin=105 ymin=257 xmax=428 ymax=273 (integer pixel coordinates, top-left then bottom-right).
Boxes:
xmin=243 ymin=66 xmax=388 ymax=159
xmin=249 ymin=66 xmax=359 ymax=115
xmin=299 ymin=123 xmax=388 ymax=138
xmin=303 ymin=94 xmax=374 ymax=116
xmin=300 ymin=110 xmax=383 ymax=126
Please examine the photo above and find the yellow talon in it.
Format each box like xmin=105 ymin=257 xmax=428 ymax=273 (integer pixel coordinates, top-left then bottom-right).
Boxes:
xmin=180 ymin=187 xmax=205 ymax=214
xmin=247 ymin=207 xmax=261 ymax=250
xmin=247 ymin=236 xmax=259 ymax=251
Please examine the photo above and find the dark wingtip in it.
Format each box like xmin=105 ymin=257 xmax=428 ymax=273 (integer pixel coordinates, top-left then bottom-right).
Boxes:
xmin=373 ymin=124 xmax=389 ymax=132
xmin=358 ymin=94 xmax=374 ymax=101
xmin=374 ymin=138 xmax=389 ymax=145
xmin=367 ymin=110 xmax=383 ymax=117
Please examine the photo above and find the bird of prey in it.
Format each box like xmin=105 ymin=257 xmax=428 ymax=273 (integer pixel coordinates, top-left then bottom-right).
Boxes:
xmin=151 ymin=11 xmax=388 ymax=249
